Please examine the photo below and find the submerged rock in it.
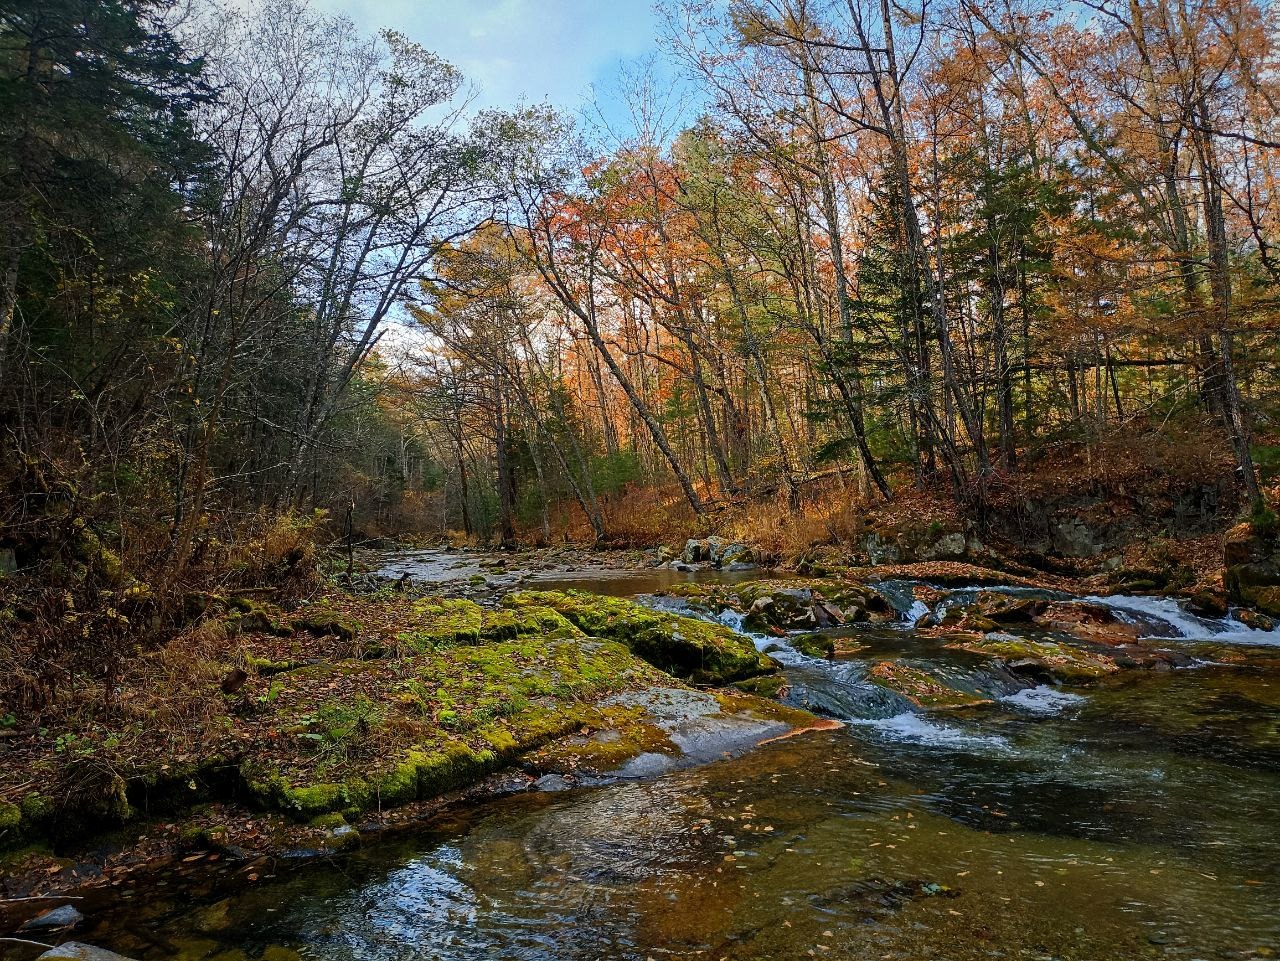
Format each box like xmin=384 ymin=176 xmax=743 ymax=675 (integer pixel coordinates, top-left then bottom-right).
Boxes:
xmin=949 ymin=635 xmax=1117 ymax=682
xmin=38 ymin=946 xmax=137 ymax=961
xmin=865 ymin=661 xmax=990 ymax=708
xmin=21 ymin=903 xmax=85 ymax=931
xmin=532 ymin=774 xmax=572 ymax=792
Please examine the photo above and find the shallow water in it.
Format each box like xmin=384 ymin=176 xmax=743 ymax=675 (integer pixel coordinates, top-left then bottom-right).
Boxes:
xmin=18 ymin=564 xmax=1279 ymax=961
xmin=374 ymin=547 xmax=763 ymax=598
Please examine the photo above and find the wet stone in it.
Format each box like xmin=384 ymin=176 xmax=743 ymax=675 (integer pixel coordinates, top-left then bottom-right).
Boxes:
xmin=21 ymin=903 xmax=85 ymax=931
xmin=533 ymin=774 xmax=573 ymax=792
xmin=38 ymin=946 xmax=138 ymax=961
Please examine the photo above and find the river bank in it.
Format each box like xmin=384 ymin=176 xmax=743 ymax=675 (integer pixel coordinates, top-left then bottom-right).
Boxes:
xmin=2 ymin=544 xmax=1278 ymax=957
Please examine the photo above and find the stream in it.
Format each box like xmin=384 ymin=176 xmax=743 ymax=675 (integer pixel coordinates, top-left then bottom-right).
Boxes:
xmin=17 ymin=553 xmax=1279 ymax=961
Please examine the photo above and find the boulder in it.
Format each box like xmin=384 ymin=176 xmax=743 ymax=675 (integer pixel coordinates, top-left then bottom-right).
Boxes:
xmin=790 ymin=633 xmax=836 ymax=659
xmin=533 ymin=774 xmax=572 ymax=792
xmin=20 ymin=911 xmax=83 ymax=931
xmin=1052 ymin=518 xmax=1101 ymax=558
xmin=39 ymin=945 xmax=137 ymax=961
xmin=862 ymin=532 xmax=901 ymax=566
xmin=971 ymin=592 xmax=1045 ymax=623
xmin=1251 ymin=586 xmax=1280 ymax=618
xmin=920 ymin=532 xmax=967 ymax=561
xmin=21 ymin=904 xmax=84 ymax=932
xmin=1223 ymin=521 xmax=1280 ymax=609
xmin=1237 ymin=608 xmax=1276 ymax=632
xmin=1186 ymin=591 xmax=1228 ymax=618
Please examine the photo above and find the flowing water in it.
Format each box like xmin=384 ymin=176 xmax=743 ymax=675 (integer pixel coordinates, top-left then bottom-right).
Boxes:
xmin=19 ymin=560 xmax=1280 ymax=961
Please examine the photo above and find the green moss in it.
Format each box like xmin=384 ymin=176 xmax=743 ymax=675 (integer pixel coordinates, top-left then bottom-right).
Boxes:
xmin=506 ymin=590 xmax=775 ymax=685
xmin=731 ymin=674 xmax=788 ymax=698
xmin=292 ymin=605 xmax=361 ymax=642
xmin=0 ymin=801 xmax=21 ymax=838
xmin=790 ymin=633 xmax=835 ymax=658
xmin=403 ymin=598 xmax=484 ymax=647
xmin=396 ymin=600 xmax=580 ymax=651
xmin=713 ymin=689 xmax=820 ymax=728
xmin=226 ymin=597 xmax=290 ymax=636
xmin=532 ymin=704 xmax=677 ymax=773
xmin=18 ymin=793 xmax=51 ymax=823
xmin=270 ymin=781 xmax=351 ymax=817
xmin=309 ymin=812 xmax=347 ymax=830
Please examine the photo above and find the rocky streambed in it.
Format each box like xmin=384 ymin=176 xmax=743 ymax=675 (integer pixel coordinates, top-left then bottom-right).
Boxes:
xmin=2 ymin=547 xmax=1278 ymax=960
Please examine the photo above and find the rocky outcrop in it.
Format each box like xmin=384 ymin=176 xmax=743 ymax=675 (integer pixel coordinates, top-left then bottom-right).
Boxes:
xmin=679 ymin=536 xmax=755 ymax=568
xmin=1224 ymin=521 xmax=1280 ymax=615
xmin=669 ymin=580 xmax=893 ymax=633
xmin=847 ymin=521 xmax=988 ymax=568
xmin=506 ymin=590 xmax=776 ymax=685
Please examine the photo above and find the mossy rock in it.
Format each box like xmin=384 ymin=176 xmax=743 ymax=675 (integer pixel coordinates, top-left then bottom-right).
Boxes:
xmin=246 ymin=653 xmax=309 ymax=676
xmin=73 ymin=523 xmax=124 ymax=585
xmin=1238 ymin=608 xmax=1276 ymax=631
xmin=532 ymin=705 xmax=679 ymax=774
xmin=1187 ymin=592 xmax=1228 ymax=618
xmin=730 ymin=674 xmax=789 ymax=699
xmin=248 ymin=740 xmax=520 ymax=818
xmin=227 ymin=597 xmax=291 ymax=636
xmin=1250 ymin=586 xmax=1280 ymax=618
xmin=240 ymin=631 xmax=662 ymax=818
xmin=866 ymin=661 xmax=989 ymax=709
xmin=506 ymin=590 xmax=775 ymax=685
xmin=971 ymin=592 xmax=1046 ymax=623
xmin=396 ymin=599 xmax=581 ymax=651
xmin=948 ymin=636 xmax=1116 ymax=682
xmin=790 ymin=633 xmax=835 ymax=659
xmin=292 ymin=605 xmax=361 ymax=642
xmin=0 ymin=801 xmax=21 ymax=848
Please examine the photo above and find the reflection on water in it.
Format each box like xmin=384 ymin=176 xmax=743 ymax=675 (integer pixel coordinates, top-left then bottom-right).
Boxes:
xmin=31 ymin=566 xmax=1280 ymax=961
xmin=71 ymin=699 xmax=1279 ymax=961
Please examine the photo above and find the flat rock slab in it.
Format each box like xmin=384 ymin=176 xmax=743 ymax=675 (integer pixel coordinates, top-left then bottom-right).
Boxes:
xmin=606 ymin=687 xmax=792 ymax=776
xmin=39 ymin=945 xmax=139 ymax=961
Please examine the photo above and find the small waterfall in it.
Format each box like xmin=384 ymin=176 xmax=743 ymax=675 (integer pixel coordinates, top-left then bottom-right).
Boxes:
xmin=716 ymin=608 xmax=748 ymax=633
xmin=848 ymin=713 xmax=1012 ymax=751
xmin=999 ymin=685 xmax=1085 ymax=715
xmin=905 ymin=599 xmax=932 ymax=624
xmin=1086 ymin=594 xmax=1280 ymax=644
xmin=869 ymin=579 xmax=918 ymax=615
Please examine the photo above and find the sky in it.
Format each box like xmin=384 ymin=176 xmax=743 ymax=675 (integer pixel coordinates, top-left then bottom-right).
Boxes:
xmin=311 ymin=0 xmax=679 ymax=133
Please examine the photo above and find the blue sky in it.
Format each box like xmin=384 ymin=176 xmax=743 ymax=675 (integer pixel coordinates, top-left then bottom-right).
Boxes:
xmin=313 ymin=0 xmax=678 ymax=132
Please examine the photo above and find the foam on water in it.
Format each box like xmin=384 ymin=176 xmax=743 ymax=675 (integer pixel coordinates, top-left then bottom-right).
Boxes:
xmin=904 ymin=599 xmax=932 ymax=625
xmin=849 ymin=713 xmax=1011 ymax=752
xmin=717 ymin=609 xmax=747 ymax=633
xmin=1000 ymin=685 xmax=1086 ymax=715
xmin=1087 ymin=594 xmax=1280 ymax=645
